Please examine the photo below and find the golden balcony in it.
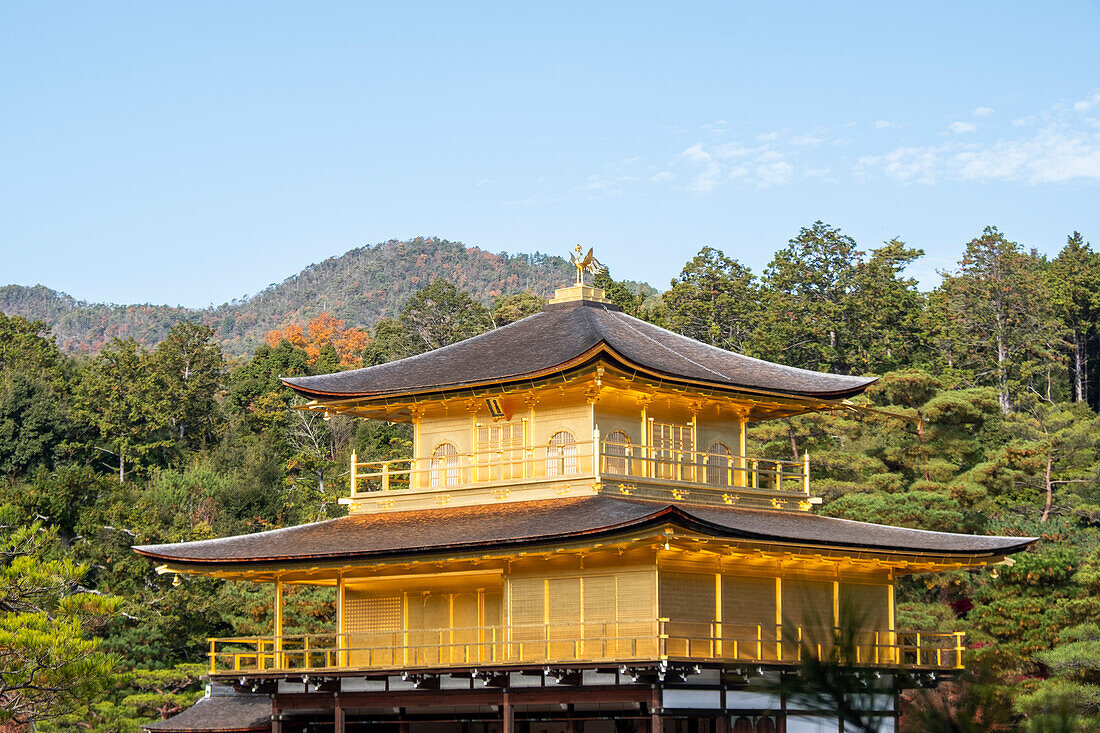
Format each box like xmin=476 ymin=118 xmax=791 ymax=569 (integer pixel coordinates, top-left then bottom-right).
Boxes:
xmin=346 ymin=434 xmax=814 ymax=513
xmin=207 ymin=622 xmax=964 ymax=676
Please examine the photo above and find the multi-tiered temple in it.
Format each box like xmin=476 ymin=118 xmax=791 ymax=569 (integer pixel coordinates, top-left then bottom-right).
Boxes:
xmin=136 ymin=278 xmax=1033 ymax=733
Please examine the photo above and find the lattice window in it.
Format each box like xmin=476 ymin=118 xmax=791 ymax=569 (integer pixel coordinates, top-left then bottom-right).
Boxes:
xmin=782 ymin=579 xmax=835 ymax=654
xmin=660 ymin=571 xmax=714 ymax=622
xmin=547 ymin=430 xmax=578 ymax=477
xmin=603 ymin=430 xmax=631 ymax=475
xmin=706 ymin=442 xmax=732 ymax=486
xmin=344 ymin=591 xmax=402 ymax=634
xmin=652 ymin=422 xmax=693 ymax=480
xmin=722 ymin=576 xmax=778 ymax=660
xmin=839 ymin=583 xmax=889 ymax=628
xmin=840 ymin=582 xmax=890 ymax=662
xmin=476 ymin=421 xmax=525 ymax=481
xmin=429 ymin=442 xmax=461 ymax=487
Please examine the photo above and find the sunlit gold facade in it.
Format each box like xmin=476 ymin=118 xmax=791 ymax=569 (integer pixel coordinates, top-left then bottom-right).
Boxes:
xmin=157 ymin=284 xmax=1008 ymax=685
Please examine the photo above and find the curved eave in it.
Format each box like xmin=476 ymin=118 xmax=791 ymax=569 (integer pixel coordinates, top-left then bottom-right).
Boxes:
xmin=133 ymin=500 xmax=1035 ymax=571
xmin=281 ymin=344 xmax=877 ymax=405
xmin=133 ymin=505 xmax=679 ymax=566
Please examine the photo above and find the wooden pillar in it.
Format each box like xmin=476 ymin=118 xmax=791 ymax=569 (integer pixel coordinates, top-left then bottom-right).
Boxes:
xmin=650 ymin=687 xmax=662 ymax=733
xmin=334 ymin=697 xmax=346 ymax=733
xmin=271 ymin=698 xmax=282 ymax=733
xmin=502 ymin=691 xmax=514 ymax=733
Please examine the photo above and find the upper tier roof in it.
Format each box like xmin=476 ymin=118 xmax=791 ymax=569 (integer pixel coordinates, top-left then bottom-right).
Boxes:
xmin=134 ymin=496 xmax=1034 ymax=567
xmin=282 ymin=298 xmax=876 ymax=401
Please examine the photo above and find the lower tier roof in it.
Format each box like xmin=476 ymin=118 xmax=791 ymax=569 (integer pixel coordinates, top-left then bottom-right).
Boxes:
xmin=133 ymin=496 xmax=1034 ymax=567
xmin=142 ymin=695 xmax=270 ymax=732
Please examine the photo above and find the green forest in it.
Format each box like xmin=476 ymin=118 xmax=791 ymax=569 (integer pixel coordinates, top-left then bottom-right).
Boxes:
xmin=2 ymin=223 xmax=1099 ymax=731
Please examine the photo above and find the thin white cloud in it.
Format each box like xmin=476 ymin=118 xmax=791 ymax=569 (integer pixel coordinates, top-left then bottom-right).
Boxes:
xmin=1074 ymin=91 xmax=1100 ymax=112
xmin=856 ymin=118 xmax=1100 ymax=185
xmin=680 ymin=143 xmax=712 ymax=163
xmin=948 ymin=121 xmax=977 ymax=134
xmin=756 ymin=160 xmax=793 ymax=187
xmin=972 ymin=107 xmax=995 ymax=117
xmin=790 ymin=132 xmax=826 ymax=146
xmin=669 ymin=139 xmax=802 ymax=192
xmin=713 ymin=142 xmax=751 ymax=158
xmin=874 ymin=120 xmax=892 ymax=129
xmin=686 ymin=161 xmax=723 ymax=193
xmin=856 ymin=147 xmax=941 ymax=185
xmin=649 ymin=171 xmax=673 ymax=183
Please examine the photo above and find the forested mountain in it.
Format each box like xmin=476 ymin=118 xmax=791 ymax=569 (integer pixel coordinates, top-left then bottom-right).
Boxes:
xmin=0 ymin=238 xmax=582 ymax=355
xmin=3 ymin=222 xmax=1100 ymax=731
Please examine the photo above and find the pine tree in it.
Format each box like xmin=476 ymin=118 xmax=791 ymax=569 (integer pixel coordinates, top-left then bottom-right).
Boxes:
xmin=846 ymin=239 xmax=926 ymax=373
xmin=1049 ymin=232 xmax=1100 ymax=408
xmin=933 ymin=227 xmax=1058 ymax=413
xmin=757 ymin=221 xmax=861 ymax=372
xmin=398 ymin=279 xmax=494 ymax=351
xmin=73 ymin=339 xmax=172 ymax=482
xmin=0 ymin=515 xmax=120 ymax=726
xmin=660 ymin=247 xmax=758 ymax=353
xmin=152 ymin=322 xmax=225 ymax=452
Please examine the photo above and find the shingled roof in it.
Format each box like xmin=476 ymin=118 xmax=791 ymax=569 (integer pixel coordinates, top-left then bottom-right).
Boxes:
xmin=142 ymin=694 xmax=270 ymax=732
xmin=134 ymin=496 xmax=1034 ymax=566
xmin=281 ymin=299 xmax=876 ymax=400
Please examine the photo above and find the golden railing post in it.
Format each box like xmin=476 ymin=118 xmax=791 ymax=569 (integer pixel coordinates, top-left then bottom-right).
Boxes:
xmin=349 ymin=451 xmax=357 ymax=497
xmin=381 ymin=461 xmax=389 ymax=492
xmin=593 ymin=424 xmax=601 ymax=479
xmin=209 ymin=639 xmax=216 ymax=674
xmin=337 ymin=576 xmax=347 ymax=668
xmin=803 ymin=452 xmax=810 ymax=495
xmin=658 ymin=618 xmax=669 ymax=661
xmin=646 ymin=417 xmax=654 ymax=478
xmin=738 ymin=415 xmax=748 ymax=487
xmin=274 ymin=580 xmax=286 ymax=670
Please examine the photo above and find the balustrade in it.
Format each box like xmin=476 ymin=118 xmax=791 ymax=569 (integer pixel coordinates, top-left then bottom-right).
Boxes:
xmin=208 ymin=622 xmax=963 ymax=675
xmin=349 ymin=439 xmax=811 ymax=500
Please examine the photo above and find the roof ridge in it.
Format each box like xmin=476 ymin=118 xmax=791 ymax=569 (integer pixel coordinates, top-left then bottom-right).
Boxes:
xmin=601 ymin=309 xmax=735 ymax=382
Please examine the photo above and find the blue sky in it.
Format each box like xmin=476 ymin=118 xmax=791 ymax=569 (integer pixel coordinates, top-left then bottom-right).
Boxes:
xmin=1 ymin=2 xmax=1098 ymax=307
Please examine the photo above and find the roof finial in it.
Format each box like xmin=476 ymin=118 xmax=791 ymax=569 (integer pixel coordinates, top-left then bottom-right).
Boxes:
xmin=570 ymin=245 xmax=606 ymax=286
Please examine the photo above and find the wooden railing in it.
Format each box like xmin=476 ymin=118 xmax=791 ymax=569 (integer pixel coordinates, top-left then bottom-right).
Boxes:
xmin=349 ymin=437 xmax=810 ymax=500
xmin=598 ymin=441 xmax=808 ymax=495
xmin=208 ymin=621 xmax=963 ymax=675
xmin=350 ymin=439 xmax=598 ymax=497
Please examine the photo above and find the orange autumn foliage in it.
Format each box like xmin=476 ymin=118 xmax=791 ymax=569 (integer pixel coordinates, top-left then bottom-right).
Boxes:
xmin=265 ymin=313 xmax=371 ymax=367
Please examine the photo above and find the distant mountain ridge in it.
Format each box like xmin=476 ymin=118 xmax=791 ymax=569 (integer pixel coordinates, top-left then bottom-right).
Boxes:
xmin=0 ymin=238 xmax=587 ymax=356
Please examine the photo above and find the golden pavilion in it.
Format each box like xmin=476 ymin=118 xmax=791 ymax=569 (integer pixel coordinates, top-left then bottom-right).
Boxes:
xmin=135 ymin=267 xmax=1034 ymax=733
